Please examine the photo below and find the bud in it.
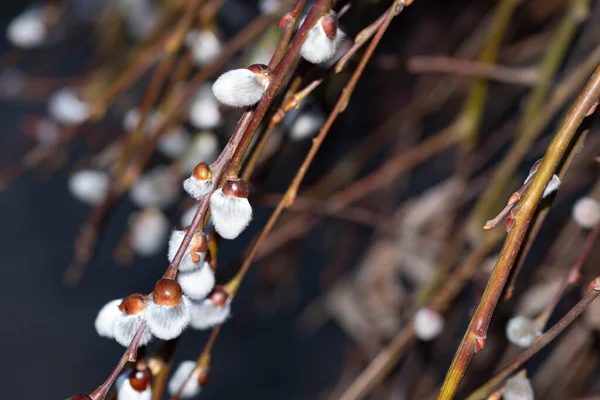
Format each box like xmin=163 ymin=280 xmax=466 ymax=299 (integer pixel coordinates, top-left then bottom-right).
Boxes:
xmin=167 ymin=361 xmax=203 ymax=398
xmin=7 ymin=7 xmax=46 ymax=49
xmin=146 ymin=279 xmax=192 ymax=340
xmin=523 ymin=165 xmax=561 ymax=200
xmin=167 ymin=230 xmax=208 ymax=271
xmin=572 ymin=197 xmax=600 ymax=229
xmin=183 ymin=162 xmax=214 ymax=200
xmin=506 ymin=316 xmax=541 ymax=348
xmin=414 ymin=307 xmax=444 ymax=341
xmin=289 ymin=109 xmax=325 ymax=141
xmin=300 ymin=11 xmax=345 ymax=64
xmin=113 ymin=294 xmax=153 ymax=347
xmin=130 ymin=166 xmax=180 ymax=209
xmin=48 ymin=87 xmax=91 ymax=126
xmin=181 ymin=132 xmax=220 ymax=174
xmin=190 ymin=30 xmax=222 ymax=67
xmin=177 ymin=262 xmax=216 ymax=300
xmin=212 ymin=65 xmax=270 ymax=108
xmin=94 ymin=298 xmax=123 ymax=339
xmin=502 ymin=375 xmax=534 ymax=400
xmin=117 ymin=369 xmax=152 ymax=400
xmin=189 ymin=84 xmax=222 ymax=129
xmin=68 ymin=169 xmax=109 ymax=206
xmin=209 ymin=178 xmax=252 ymax=239
xmin=189 ymin=287 xmax=231 ymax=330
xmin=130 ymin=208 xmax=169 ymax=257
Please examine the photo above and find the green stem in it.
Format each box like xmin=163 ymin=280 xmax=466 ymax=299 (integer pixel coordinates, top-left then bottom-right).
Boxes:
xmin=437 ymin=64 xmax=600 ymax=400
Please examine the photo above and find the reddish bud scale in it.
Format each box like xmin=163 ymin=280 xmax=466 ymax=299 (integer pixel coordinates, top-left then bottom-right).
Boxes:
xmin=588 ymin=277 xmax=600 ymax=292
xmin=222 ymin=178 xmax=249 ymax=198
xmin=247 ymin=63 xmax=269 ymax=75
xmin=247 ymin=64 xmax=271 ymax=88
xmin=278 ymin=13 xmax=294 ymax=29
xmin=197 ymin=368 xmax=210 ymax=386
xmin=119 ymin=293 xmax=147 ymax=315
xmin=129 ymin=367 xmax=152 ymax=392
xmin=209 ymin=286 xmax=229 ymax=307
xmin=192 ymin=162 xmax=212 ymax=181
xmin=190 ymin=232 xmax=208 ymax=264
xmin=320 ymin=15 xmax=338 ymax=40
xmin=153 ymin=278 xmax=183 ymax=307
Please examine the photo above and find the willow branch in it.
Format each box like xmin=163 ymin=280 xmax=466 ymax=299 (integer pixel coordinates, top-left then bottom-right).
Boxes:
xmin=437 ymin=64 xmax=600 ymax=400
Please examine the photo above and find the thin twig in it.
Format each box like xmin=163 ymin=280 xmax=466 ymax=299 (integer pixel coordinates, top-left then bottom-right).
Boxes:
xmin=407 ymin=56 xmax=539 ymax=86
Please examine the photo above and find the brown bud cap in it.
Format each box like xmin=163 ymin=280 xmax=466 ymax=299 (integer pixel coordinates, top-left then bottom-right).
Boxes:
xmin=67 ymin=393 xmax=92 ymax=400
xmin=191 ymin=232 xmax=208 ymax=254
xmin=222 ymin=178 xmax=249 ymax=198
xmin=129 ymin=365 xmax=152 ymax=392
xmin=153 ymin=278 xmax=183 ymax=307
xmin=192 ymin=162 xmax=212 ymax=181
xmin=197 ymin=368 xmax=210 ymax=386
xmin=119 ymin=293 xmax=147 ymax=315
xmin=321 ymin=14 xmax=337 ymax=40
xmin=248 ymin=63 xmax=269 ymax=75
xmin=209 ymin=285 xmax=229 ymax=307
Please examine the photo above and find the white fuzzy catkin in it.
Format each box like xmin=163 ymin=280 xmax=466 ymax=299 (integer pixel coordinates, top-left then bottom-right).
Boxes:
xmin=209 ymin=189 xmax=253 ymax=239
xmin=523 ymin=171 xmax=561 ymax=199
xmin=190 ymin=298 xmax=231 ymax=330
xmin=117 ymin=378 xmax=152 ymax=400
xmin=7 ymin=8 xmax=46 ymax=49
xmin=145 ymin=296 xmax=192 ymax=340
xmin=177 ymin=263 xmax=215 ymax=300
xmin=503 ymin=376 xmax=534 ymax=400
xmin=130 ymin=166 xmax=180 ymax=209
xmin=68 ymin=169 xmax=109 ymax=206
xmin=113 ymin=313 xmax=153 ymax=347
xmin=300 ymin=12 xmax=345 ymax=64
xmin=414 ymin=308 xmax=444 ymax=341
xmin=190 ymin=30 xmax=222 ymax=66
xmin=130 ymin=209 xmax=169 ymax=257
xmin=48 ymin=87 xmax=91 ymax=126
xmin=182 ymin=132 xmax=220 ymax=174
xmin=506 ymin=316 xmax=541 ymax=348
xmin=212 ymin=69 xmax=268 ymax=107
xmin=167 ymin=230 xmax=206 ymax=272
xmin=158 ymin=126 xmax=191 ymax=158
xmin=572 ymin=197 xmax=600 ymax=229
xmin=189 ymin=84 xmax=222 ymax=129
xmin=289 ymin=110 xmax=325 ymax=141
xmin=95 ymin=299 xmax=123 ymax=339
xmin=168 ymin=361 xmax=202 ymax=398
xmin=183 ymin=176 xmax=213 ymax=200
